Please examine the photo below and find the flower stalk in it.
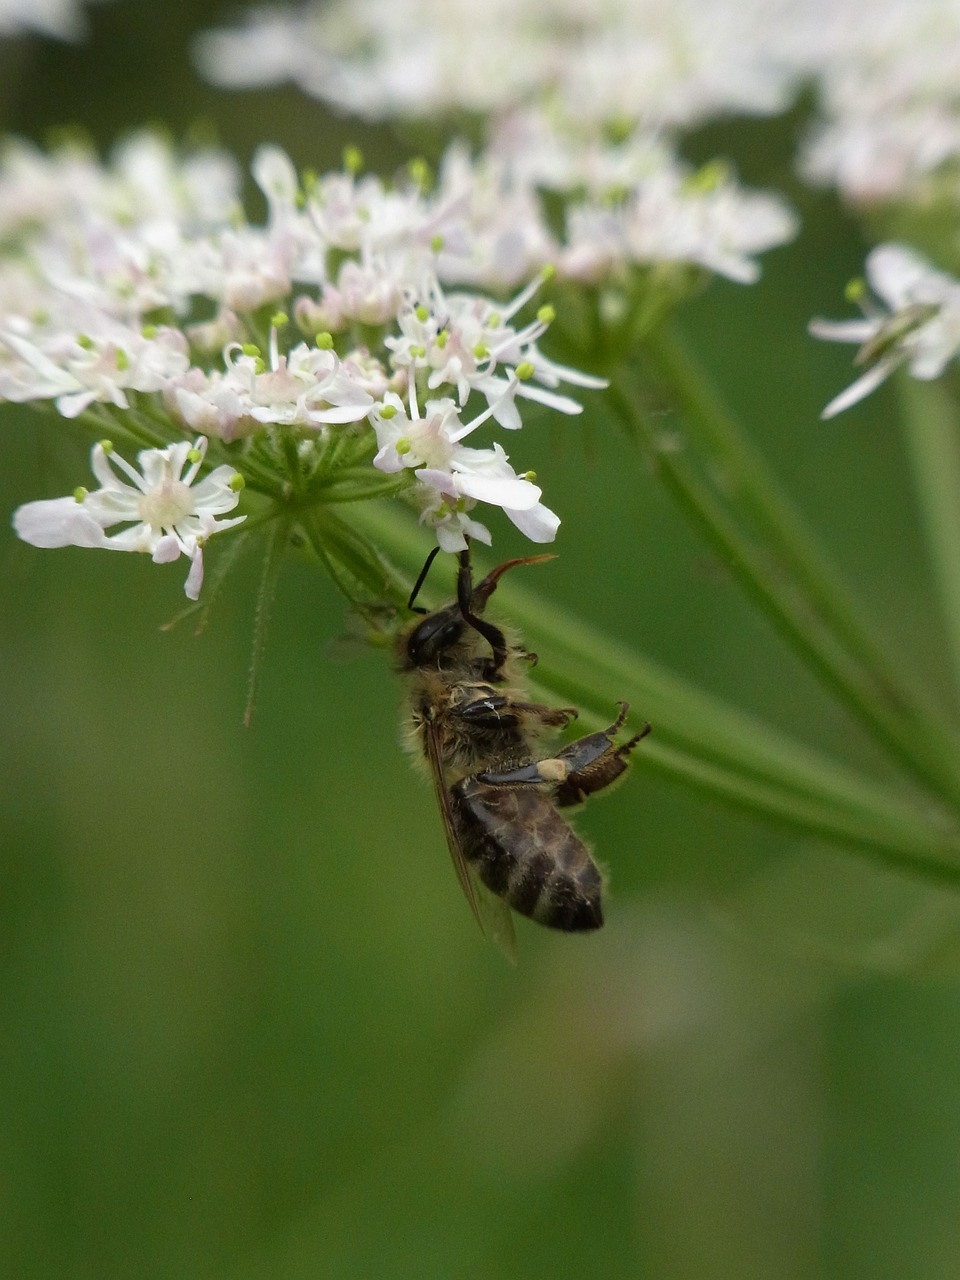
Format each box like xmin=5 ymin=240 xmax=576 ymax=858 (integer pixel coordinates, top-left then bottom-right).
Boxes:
xmin=617 ymin=324 xmax=960 ymax=811
xmin=896 ymin=372 xmax=960 ymax=709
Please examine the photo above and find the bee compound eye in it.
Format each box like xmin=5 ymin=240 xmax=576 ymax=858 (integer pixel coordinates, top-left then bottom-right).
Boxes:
xmin=407 ymin=609 xmax=464 ymax=666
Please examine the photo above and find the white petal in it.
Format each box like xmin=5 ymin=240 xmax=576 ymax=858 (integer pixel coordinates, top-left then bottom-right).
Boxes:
xmin=808 ymin=318 xmax=878 ymax=344
xmin=505 ymin=502 xmax=560 ymax=543
xmin=183 ymin=546 xmax=205 ymax=599
xmin=453 ymin=466 xmax=540 ymax=509
xmin=13 ymin=497 xmax=108 ymax=549
xmin=821 ymin=359 xmax=898 ymax=419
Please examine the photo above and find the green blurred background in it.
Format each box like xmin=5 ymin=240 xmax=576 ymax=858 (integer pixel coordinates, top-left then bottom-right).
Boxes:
xmin=3 ymin=4 xmax=960 ymax=1277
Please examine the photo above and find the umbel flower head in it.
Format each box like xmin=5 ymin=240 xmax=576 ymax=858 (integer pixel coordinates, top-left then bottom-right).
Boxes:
xmin=2 ymin=130 xmax=791 ymax=605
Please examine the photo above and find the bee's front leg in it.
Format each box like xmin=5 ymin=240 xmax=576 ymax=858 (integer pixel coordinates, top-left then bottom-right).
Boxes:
xmin=459 ymin=696 xmax=577 ymax=730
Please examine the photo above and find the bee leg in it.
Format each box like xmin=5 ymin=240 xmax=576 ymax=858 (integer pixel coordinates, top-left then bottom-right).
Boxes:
xmin=460 ymin=696 xmax=576 ymax=730
xmin=554 ymin=708 xmax=650 ymax=807
xmin=473 ymin=704 xmax=649 ymax=806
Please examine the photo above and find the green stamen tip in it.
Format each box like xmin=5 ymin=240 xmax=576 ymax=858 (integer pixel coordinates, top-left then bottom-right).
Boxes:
xmin=408 ymin=157 xmax=431 ymax=189
xmin=254 ymin=357 xmax=266 ymax=375
xmin=379 ymin=403 xmax=397 ymax=419
xmin=410 ymin=344 xmax=426 ymax=358
xmin=541 ymin=263 xmax=557 ymax=282
xmin=99 ymin=440 xmax=114 ymax=454
xmin=343 ymin=145 xmax=363 ymax=174
xmin=241 ymin=343 xmax=261 ymax=358
xmin=142 ymin=323 xmax=158 ymax=339
xmin=845 ymin=277 xmax=867 ymax=303
xmin=395 ymin=437 xmax=412 ymax=456
xmin=537 ymin=304 xmax=556 ymax=325
xmin=523 ymin=470 xmax=537 ymax=482
xmin=415 ymin=304 xmax=429 ymax=323
xmin=515 ymin=361 xmax=535 ymax=381
xmin=73 ymin=486 xmax=88 ymax=503
xmin=430 ymin=234 xmax=444 ymax=252
xmin=77 ymin=334 xmax=94 ymax=350
xmin=487 ymin=312 xmax=501 ymax=326
xmin=315 ymin=331 xmax=334 ymax=350
xmin=436 ymin=330 xmax=449 ymax=349
xmin=186 ymin=448 xmax=203 ymax=465
xmin=271 ymin=311 xmax=289 ymax=328
xmin=115 ymin=349 xmax=129 ymax=371
xmin=473 ymin=343 xmax=489 ymax=359
xmin=228 ymin=472 xmax=245 ymax=492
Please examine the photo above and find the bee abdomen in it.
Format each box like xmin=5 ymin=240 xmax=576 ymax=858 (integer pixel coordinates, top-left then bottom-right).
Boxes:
xmin=453 ymin=779 xmax=604 ymax=932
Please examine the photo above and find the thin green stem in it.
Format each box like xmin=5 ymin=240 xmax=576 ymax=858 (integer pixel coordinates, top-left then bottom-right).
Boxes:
xmin=351 ymin=502 xmax=960 ymax=886
xmin=614 ymin=333 xmax=960 ymax=810
xmin=897 ymin=373 xmax=960 ymax=708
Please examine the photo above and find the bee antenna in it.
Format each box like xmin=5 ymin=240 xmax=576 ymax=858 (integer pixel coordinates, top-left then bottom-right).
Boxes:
xmin=407 ymin=546 xmax=442 ymax=613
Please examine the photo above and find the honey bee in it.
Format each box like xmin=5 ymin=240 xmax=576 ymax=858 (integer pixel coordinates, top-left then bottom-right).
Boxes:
xmin=398 ymin=547 xmax=648 ymax=958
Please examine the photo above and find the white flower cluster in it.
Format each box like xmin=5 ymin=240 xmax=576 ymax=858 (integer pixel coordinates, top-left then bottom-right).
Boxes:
xmin=196 ymin=0 xmax=960 ymax=208
xmin=810 ymin=245 xmax=960 ymax=418
xmin=799 ymin=0 xmax=960 ymax=205
xmin=195 ymin=0 xmax=806 ymax=131
xmin=5 ymin=133 xmax=628 ymax=592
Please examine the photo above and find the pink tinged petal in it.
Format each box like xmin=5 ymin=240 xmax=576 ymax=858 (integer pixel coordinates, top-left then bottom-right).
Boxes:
xmin=373 ymin=444 xmax=405 ymax=473
xmin=821 ymin=358 xmax=900 ymax=420
xmin=183 ymin=546 xmax=205 ymax=600
xmin=152 ymin=533 xmax=183 ymax=564
xmin=504 ymin=502 xmax=560 ymax=543
xmin=415 ymin=467 xmax=457 ymax=494
xmin=13 ymin=497 xmax=108 ymax=549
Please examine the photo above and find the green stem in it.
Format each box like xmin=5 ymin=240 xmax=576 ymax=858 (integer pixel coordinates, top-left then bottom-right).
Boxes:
xmin=897 ymin=373 xmax=960 ymax=709
xmin=618 ymin=328 xmax=960 ymax=810
xmin=351 ymin=502 xmax=960 ymax=885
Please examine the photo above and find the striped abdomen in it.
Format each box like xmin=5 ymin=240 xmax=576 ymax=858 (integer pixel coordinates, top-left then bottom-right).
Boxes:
xmin=451 ymin=777 xmax=604 ymax=931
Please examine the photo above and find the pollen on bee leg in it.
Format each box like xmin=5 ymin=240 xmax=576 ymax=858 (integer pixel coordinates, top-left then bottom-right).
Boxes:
xmin=537 ymin=757 xmax=569 ymax=783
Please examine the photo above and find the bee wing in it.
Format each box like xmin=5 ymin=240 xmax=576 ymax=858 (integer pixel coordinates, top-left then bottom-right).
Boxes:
xmin=423 ymin=720 xmax=518 ymax=965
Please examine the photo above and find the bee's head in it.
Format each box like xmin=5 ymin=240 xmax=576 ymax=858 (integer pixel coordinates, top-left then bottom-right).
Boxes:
xmin=402 ymin=546 xmax=554 ymax=677
xmin=403 ymin=602 xmax=467 ymax=669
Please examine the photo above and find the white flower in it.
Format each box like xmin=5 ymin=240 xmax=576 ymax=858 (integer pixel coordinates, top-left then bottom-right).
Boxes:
xmin=810 ymin=244 xmax=960 ymax=418
xmin=13 ymin=437 xmax=245 ymax=599
xmin=370 ymin=389 xmax=559 ymax=549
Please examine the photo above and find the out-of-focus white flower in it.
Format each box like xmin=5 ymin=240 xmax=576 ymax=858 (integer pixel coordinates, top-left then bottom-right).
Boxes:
xmin=797 ymin=0 xmax=960 ymax=204
xmin=13 ymin=437 xmax=245 ymax=598
xmin=194 ymin=0 xmax=808 ymax=132
xmin=0 ymin=321 xmax=190 ymax=417
xmin=0 ymin=0 xmax=107 ymax=39
xmin=810 ymin=244 xmax=960 ymax=418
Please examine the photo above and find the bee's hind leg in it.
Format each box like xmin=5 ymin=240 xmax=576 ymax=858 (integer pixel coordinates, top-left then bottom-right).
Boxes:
xmin=473 ymin=703 xmax=649 ymax=806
